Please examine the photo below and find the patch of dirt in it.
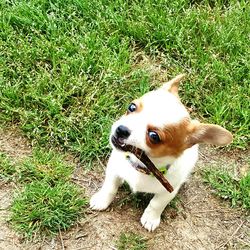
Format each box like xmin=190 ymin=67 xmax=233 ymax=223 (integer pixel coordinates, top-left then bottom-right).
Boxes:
xmin=131 ymin=49 xmax=169 ymax=86
xmin=0 ymin=130 xmax=249 ymax=250
xmin=0 ymin=128 xmax=32 ymax=161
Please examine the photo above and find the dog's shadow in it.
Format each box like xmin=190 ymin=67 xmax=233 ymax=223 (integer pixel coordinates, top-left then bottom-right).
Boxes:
xmin=116 ymin=182 xmax=154 ymax=209
xmin=112 ymin=182 xmax=184 ymax=223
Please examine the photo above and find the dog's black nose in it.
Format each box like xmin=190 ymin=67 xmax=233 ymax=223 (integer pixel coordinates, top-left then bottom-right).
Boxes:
xmin=115 ymin=125 xmax=131 ymax=139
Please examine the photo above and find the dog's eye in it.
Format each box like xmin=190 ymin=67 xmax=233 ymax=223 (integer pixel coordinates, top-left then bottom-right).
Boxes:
xmin=148 ymin=131 xmax=161 ymax=144
xmin=128 ymin=103 xmax=137 ymax=113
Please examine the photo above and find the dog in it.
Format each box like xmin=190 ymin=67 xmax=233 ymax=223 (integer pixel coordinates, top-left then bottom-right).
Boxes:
xmin=90 ymin=74 xmax=233 ymax=231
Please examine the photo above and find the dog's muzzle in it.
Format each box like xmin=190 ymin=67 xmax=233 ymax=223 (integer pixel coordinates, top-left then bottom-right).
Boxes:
xmin=115 ymin=125 xmax=131 ymax=139
xmin=111 ymin=125 xmax=131 ymax=148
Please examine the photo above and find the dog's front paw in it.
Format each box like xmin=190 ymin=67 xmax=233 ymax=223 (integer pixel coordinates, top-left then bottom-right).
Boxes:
xmin=90 ymin=191 xmax=112 ymax=211
xmin=140 ymin=211 xmax=161 ymax=232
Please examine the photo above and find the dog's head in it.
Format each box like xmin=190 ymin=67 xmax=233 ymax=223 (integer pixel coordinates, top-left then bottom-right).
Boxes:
xmin=111 ymin=74 xmax=233 ymax=158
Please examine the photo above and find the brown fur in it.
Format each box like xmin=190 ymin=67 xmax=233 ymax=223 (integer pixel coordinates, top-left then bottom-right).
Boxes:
xmin=146 ymin=119 xmax=233 ymax=158
xmin=146 ymin=118 xmax=195 ymax=157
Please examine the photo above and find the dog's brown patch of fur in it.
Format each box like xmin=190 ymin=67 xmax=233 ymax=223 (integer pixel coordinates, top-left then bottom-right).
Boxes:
xmin=146 ymin=118 xmax=195 ymax=157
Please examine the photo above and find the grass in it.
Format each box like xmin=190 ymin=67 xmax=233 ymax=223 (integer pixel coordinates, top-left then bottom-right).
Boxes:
xmin=203 ymin=169 xmax=250 ymax=210
xmin=118 ymin=182 xmax=154 ymax=209
xmin=119 ymin=182 xmax=180 ymax=210
xmin=0 ymin=148 xmax=87 ymax=238
xmin=11 ymin=180 xmax=87 ymax=238
xmin=0 ymin=0 xmax=249 ymax=242
xmin=116 ymin=232 xmax=148 ymax=250
xmin=0 ymin=0 xmax=249 ymax=164
xmin=0 ymin=152 xmax=15 ymax=181
xmin=16 ymin=149 xmax=74 ymax=184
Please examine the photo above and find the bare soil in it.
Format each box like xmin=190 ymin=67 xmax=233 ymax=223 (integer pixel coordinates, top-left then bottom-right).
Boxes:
xmin=0 ymin=129 xmax=249 ymax=250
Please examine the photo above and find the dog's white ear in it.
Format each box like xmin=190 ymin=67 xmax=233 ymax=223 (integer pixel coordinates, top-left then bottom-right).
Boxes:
xmin=162 ymin=74 xmax=186 ymax=96
xmin=188 ymin=122 xmax=233 ymax=146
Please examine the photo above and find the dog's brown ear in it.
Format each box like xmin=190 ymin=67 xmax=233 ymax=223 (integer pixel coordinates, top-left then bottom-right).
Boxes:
xmin=162 ymin=74 xmax=186 ymax=96
xmin=187 ymin=122 xmax=233 ymax=147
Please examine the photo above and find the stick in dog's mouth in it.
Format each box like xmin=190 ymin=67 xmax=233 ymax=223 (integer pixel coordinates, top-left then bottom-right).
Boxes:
xmin=111 ymin=136 xmax=174 ymax=193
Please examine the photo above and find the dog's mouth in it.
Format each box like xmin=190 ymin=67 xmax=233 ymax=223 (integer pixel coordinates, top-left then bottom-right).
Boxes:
xmin=111 ymin=135 xmax=174 ymax=193
xmin=111 ymin=135 xmax=126 ymax=149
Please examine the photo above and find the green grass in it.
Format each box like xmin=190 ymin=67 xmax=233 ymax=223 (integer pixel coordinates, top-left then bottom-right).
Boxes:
xmin=169 ymin=195 xmax=181 ymax=210
xmin=118 ymin=183 xmax=154 ymax=209
xmin=0 ymin=0 xmax=249 ymax=163
xmin=11 ymin=180 xmax=87 ymax=238
xmin=0 ymin=0 xmax=249 ymax=242
xmin=0 ymin=148 xmax=88 ymax=238
xmin=203 ymin=169 xmax=250 ymax=210
xmin=116 ymin=232 xmax=148 ymax=250
xmin=16 ymin=149 xmax=74 ymax=184
xmin=0 ymin=152 xmax=15 ymax=181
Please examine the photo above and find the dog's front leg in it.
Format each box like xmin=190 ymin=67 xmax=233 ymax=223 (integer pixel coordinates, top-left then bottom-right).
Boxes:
xmin=141 ymin=187 xmax=179 ymax=232
xmin=90 ymin=170 xmax=123 ymax=211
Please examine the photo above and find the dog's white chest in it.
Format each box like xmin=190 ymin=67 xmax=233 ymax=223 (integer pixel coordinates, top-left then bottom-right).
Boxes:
xmin=120 ymin=166 xmax=165 ymax=193
xmin=107 ymin=146 xmax=199 ymax=194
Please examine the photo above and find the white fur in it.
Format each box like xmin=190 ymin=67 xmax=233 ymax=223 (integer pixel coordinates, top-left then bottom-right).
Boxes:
xmin=90 ymin=76 xmax=232 ymax=231
xmin=90 ymin=86 xmax=202 ymax=231
xmin=90 ymin=145 xmax=198 ymax=231
xmin=111 ymin=89 xmax=189 ymax=154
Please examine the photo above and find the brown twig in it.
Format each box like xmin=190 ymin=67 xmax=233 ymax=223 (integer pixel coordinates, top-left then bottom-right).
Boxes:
xmin=183 ymin=195 xmax=199 ymax=207
xmin=59 ymin=228 xmax=65 ymax=250
xmin=111 ymin=137 xmax=174 ymax=193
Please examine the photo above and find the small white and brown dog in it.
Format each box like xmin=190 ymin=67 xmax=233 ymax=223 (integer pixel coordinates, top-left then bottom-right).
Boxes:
xmin=90 ymin=74 xmax=232 ymax=231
